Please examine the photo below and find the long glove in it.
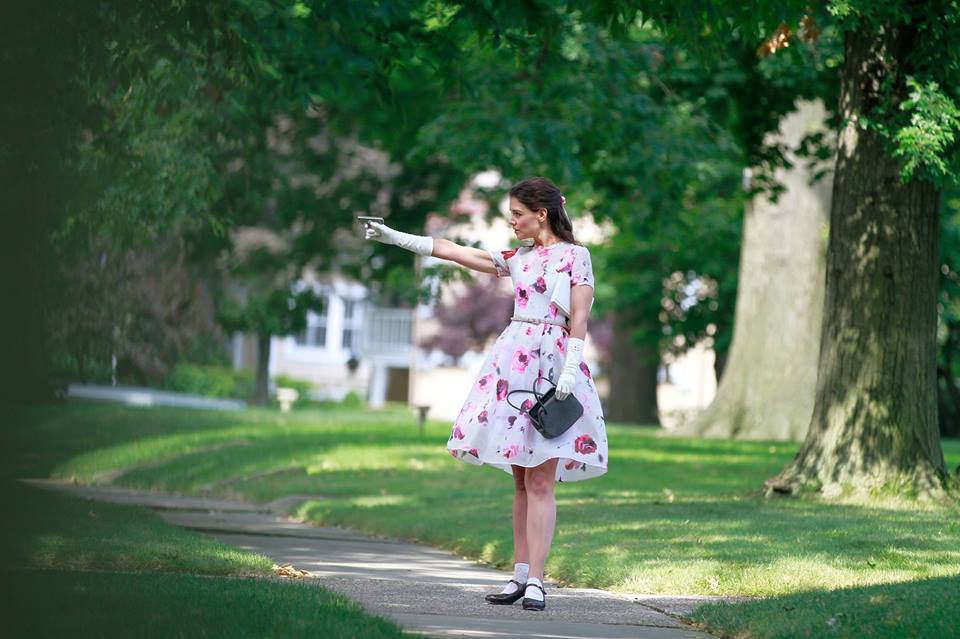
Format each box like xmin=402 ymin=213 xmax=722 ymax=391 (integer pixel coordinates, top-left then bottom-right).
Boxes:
xmin=554 ymin=337 xmax=583 ymax=401
xmin=364 ymin=221 xmax=434 ymax=256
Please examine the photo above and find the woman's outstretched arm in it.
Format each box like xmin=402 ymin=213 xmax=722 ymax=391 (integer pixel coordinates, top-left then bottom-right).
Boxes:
xmin=431 ymin=238 xmax=498 ymax=275
xmin=364 ymin=221 xmax=497 ymax=274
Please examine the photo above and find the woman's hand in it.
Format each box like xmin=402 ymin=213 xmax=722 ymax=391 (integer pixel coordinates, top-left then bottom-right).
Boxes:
xmin=555 ymin=337 xmax=584 ymax=401
xmin=364 ymin=221 xmax=434 ymax=256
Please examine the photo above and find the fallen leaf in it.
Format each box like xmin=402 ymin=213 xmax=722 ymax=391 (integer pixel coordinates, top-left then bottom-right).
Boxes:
xmin=272 ymin=563 xmax=310 ymax=578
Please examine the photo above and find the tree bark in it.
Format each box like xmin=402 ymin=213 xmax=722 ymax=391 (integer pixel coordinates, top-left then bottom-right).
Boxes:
xmin=605 ymin=314 xmax=660 ymax=426
xmin=677 ymin=99 xmax=832 ymax=440
xmin=766 ymin=24 xmax=949 ymax=499
xmin=254 ymin=332 xmax=271 ymax=406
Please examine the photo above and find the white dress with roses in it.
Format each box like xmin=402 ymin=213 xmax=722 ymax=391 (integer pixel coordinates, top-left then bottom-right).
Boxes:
xmin=446 ymin=242 xmax=608 ymax=482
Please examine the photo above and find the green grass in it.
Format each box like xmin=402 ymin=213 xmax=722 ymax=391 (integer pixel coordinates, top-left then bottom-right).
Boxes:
xmin=1 ymin=453 xmax=417 ymax=638
xmin=6 ymin=401 xmax=960 ymax=638
xmin=1 ymin=569 xmax=414 ymax=639
xmin=689 ymin=574 xmax=960 ymax=639
xmin=3 ymin=479 xmax=272 ymax=575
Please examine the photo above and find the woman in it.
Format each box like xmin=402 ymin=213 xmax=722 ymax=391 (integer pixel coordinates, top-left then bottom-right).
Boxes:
xmin=364 ymin=176 xmax=608 ymax=612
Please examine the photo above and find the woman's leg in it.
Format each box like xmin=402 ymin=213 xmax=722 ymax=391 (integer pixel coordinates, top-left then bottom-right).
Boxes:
xmin=511 ymin=464 xmax=529 ymax=564
xmin=524 ymin=458 xmax=559 ymax=581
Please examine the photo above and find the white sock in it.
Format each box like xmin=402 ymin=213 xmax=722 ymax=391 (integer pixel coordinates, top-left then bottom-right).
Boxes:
xmin=501 ymin=562 xmax=529 ymax=594
xmin=525 ymin=576 xmax=545 ymax=601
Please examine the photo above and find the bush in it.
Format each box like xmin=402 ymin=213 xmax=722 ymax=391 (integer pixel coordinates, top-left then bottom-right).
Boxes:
xmin=165 ymin=364 xmax=254 ymax=399
xmin=340 ymin=390 xmax=364 ymax=409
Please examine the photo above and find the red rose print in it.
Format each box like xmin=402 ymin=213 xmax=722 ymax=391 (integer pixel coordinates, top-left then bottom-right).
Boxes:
xmin=574 ymin=435 xmax=597 ymax=454
xmin=476 ymin=373 xmax=494 ymax=392
xmin=520 ymin=399 xmax=534 ymax=413
xmin=516 ymin=285 xmax=530 ymax=309
xmin=468 ymin=448 xmax=479 ymax=458
xmin=579 ymin=361 xmax=592 ymax=379
xmin=556 ymin=337 xmax=565 ymax=353
xmin=557 ymin=260 xmax=573 ymax=273
xmin=532 ymin=276 xmax=547 ymax=294
xmin=501 ymin=248 xmax=519 ymax=261
xmin=478 ymin=410 xmax=488 ymax=424
xmin=548 ymin=303 xmax=559 ymax=318
xmin=453 ymin=425 xmax=465 ymax=440
xmin=496 ymin=379 xmax=508 ymax=400
xmin=512 ymin=346 xmax=531 ymax=373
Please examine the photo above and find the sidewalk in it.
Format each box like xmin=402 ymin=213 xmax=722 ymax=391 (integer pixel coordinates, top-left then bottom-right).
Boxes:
xmin=25 ymin=479 xmax=739 ymax=639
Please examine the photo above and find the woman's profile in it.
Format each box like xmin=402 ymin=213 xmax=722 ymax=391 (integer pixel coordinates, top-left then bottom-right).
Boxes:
xmin=364 ymin=176 xmax=608 ymax=612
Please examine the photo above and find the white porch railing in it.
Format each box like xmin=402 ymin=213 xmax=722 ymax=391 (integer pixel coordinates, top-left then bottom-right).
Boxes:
xmin=358 ymin=307 xmax=413 ymax=359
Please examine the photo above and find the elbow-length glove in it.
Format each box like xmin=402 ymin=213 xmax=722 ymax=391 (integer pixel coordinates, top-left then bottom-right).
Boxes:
xmin=554 ymin=337 xmax=584 ymax=401
xmin=364 ymin=221 xmax=434 ymax=256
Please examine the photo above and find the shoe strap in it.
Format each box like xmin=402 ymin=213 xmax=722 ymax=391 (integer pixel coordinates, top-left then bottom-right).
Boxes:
xmin=525 ymin=582 xmax=545 ymax=594
xmin=508 ymin=579 xmax=525 ymax=588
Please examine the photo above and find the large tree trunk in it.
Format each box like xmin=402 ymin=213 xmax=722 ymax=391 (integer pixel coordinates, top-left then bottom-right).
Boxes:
xmin=677 ymin=99 xmax=832 ymax=440
xmin=605 ymin=314 xmax=659 ymax=426
xmin=766 ymin=24 xmax=949 ymax=499
xmin=254 ymin=333 xmax=271 ymax=406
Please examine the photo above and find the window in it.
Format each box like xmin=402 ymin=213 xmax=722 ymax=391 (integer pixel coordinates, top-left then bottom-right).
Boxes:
xmin=295 ymin=295 xmax=328 ymax=347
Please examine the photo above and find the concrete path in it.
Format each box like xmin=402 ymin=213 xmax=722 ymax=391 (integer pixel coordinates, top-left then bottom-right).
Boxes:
xmin=25 ymin=479 xmax=739 ymax=639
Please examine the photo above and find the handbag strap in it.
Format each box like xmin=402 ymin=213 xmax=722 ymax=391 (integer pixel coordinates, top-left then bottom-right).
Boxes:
xmin=505 ymin=377 xmax=555 ymax=412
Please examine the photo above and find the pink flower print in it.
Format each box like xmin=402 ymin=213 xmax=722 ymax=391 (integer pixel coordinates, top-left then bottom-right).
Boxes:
xmin=520 ymin=398 xmax=534 ymax=413
xmin=478 ymin=410 xmax=488 ymax=424
xmin=496 ymin=379 xmax=509 ymax=400
xmin=503 ymin=443 xmax=522 ymax=459
xmin=476 ymin=373 xmax=494 ymax=392
xmin=574 ymin=435 xmax=597 ymax=454
xmin=512 ymin=346 xmax=531 ymax=373
xmin=450 ymin=450 xmax=459 ymax=458
xmin=557 ymin=259 xmax=573 ymax=274
xmin=556 ymin=336 xmax=565 ymax=353
xmin=516 ymin=285 xmax=530 ymax=309
xmin=522 ymin=264 xmax=530 ymax=272
xmin=453 ymin=425 xmax=465 ymax=440
xmin=579 ymin=361 xmax=592 ymax=379
xmin=507 ymin=416 xmax=517 ymax=426
xmin=532 ymin=276 xmax=547 ymax=294
xmin=468 ymin=448 xmax=479 ymax=458
xmin=565 ymin=459 xmax=580 ymax=470
xmin=548 ymin=303 xmax=559 ymax=318
xmin=525 ymin=326 xmax=533 ymax=336
xmin=536 ymin=245 xmax=550 ymax=258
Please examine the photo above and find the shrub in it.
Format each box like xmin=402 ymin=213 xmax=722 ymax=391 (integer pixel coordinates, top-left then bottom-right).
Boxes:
xmin=165 ymin=364 xmax=254 ymax=399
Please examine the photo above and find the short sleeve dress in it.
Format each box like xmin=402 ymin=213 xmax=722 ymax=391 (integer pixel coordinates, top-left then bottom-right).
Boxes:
xmin=446 ymin=242 xmax=609 ymax=482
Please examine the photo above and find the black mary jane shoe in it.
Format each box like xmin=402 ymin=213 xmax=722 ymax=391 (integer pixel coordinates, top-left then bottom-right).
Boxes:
xmin=484 ymin=579 xmax=527 ymax=605
xmin=521 ymin=582 xmax=546 ymax=611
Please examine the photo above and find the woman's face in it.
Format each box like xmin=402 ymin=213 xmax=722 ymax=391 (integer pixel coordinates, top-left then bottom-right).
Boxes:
xmin=509 ymin=196 xmax=546 ymax=240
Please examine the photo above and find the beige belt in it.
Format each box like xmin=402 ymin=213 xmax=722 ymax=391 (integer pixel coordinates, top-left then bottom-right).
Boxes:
xmin=511 ymin=315 xmax=568 ymax=328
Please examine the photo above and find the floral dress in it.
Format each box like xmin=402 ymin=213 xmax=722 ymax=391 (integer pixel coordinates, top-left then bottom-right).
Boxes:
xmin=447 ymin=242 xmax=608 ymax=482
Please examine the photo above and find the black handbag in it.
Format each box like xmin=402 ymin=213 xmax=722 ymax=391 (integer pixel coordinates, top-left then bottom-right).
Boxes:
xmin=506 ymin=377 xmax=584 ymax=439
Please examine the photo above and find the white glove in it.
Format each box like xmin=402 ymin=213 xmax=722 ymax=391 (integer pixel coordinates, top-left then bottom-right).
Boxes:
xmin=364 ymin=221 xmax=434 ymax=256
xmin=554 ymin=337 xmax=584 ymax=401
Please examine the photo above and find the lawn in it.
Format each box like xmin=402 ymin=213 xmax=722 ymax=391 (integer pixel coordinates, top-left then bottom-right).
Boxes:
xmin=6 ymin=400 xmax=960 ymax=638
xmin=1 ymin=464 xmax=418 ymax=638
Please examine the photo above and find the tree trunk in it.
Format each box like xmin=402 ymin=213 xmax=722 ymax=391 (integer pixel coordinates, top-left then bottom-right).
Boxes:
xmin=254 ymin=333 xmax=271 ymax=406
xmin=605 ymin=314 xmax=660 ymax=426
xmin=677 ymin=99 xmax=832 ymax=441
xmin=766 ymin=24 xmax=949 ymax=499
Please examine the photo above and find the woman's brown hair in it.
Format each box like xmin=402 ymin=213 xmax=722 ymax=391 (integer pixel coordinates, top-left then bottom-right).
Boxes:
xmin=509 ymin=176 xmax=578 ymax=245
